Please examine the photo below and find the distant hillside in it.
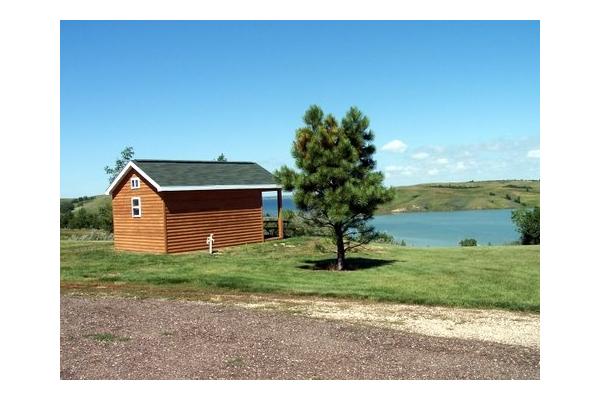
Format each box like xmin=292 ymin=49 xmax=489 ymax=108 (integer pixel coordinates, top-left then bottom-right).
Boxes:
xmin=62 ymin=179 xmax=540 ymax=216
xmin=61 ymin=195 xmax=111 ymax=213
xmin=60 ymin=194 xmax=113 ymax=231
xmin=376 ymin=180 xmax=540 ymax=214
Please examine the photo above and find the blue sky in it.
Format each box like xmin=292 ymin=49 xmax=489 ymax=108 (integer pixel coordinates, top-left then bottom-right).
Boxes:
xmin=61 ymin=20 xmax=539 ymax=198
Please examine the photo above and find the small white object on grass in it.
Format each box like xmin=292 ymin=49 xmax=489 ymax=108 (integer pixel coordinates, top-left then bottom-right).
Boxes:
xmin=206 ymin=234 xmax=215 ymax=254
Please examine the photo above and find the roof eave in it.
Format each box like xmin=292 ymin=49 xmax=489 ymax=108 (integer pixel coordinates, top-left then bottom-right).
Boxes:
xmin=104 ymin=161 xmax=162 ymax=195
xmin=159 ymin=184 xmax=282 ymax=192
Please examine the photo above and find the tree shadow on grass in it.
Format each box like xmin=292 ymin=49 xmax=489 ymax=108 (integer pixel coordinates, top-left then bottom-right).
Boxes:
xmin=297 ymin=257 xmax=397 ymax=271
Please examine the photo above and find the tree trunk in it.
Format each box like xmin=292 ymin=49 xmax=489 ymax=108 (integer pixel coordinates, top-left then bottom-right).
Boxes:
xmin=335 ymin=228 xmax=345 ymax=271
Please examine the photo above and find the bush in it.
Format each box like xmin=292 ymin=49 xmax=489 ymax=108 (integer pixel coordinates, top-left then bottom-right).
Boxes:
xmin=60 ymin=199 xmax=75 ymax=214
xmin=459 ymin=238 xmax=477 ymax=247
xmin=68 ymin=208 xmax=97 ymax=229
xmin=281 ymin=210 xmax=329 ymax=237
xmin=314 ymin=241 xmax=328 ymax=253
xmin=60 ymin=210 xmax=73 ymax=228
xmin=372 ymin=232 xmax=396 ymax=244
xmin=61 ymin=229 xmax=113 ymax=241
xmin=511 ymin=207 xmax=540 ymax=245
xmin=60 ymin=200 xmax=113 ymax=232
xmin=97 ymin=203 xmax=114 ymax=232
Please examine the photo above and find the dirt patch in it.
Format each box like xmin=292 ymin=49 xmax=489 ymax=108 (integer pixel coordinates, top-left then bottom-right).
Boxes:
xmin=61 ymin=295 xmax=539 ymax=379
xmin=213 ymin=294 xmax=540 ymax=348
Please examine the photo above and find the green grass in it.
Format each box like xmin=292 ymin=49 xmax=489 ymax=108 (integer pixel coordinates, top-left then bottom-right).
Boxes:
xmin=376 ymin=179 xmax=540 ymax=214
xmin=61 ymin=237 xmax=539 ymax=312
xmin=84 ymin=333 xmax=130 ymax=343
xmin=224 ymin=356 xmax=244 ymax=367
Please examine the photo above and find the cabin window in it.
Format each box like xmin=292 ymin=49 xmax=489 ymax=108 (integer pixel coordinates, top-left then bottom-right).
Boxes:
xmin=131 ymin=178 xmax=140 ymax=189
xmin=131 ymin=197 xmax=142 ymax=217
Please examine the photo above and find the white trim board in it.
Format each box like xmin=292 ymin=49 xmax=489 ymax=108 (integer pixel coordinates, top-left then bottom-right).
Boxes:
xmin=104 ymin=161 xmax=162 ymax=195
xmin=159 ymin=184 xmax=282 ymax=191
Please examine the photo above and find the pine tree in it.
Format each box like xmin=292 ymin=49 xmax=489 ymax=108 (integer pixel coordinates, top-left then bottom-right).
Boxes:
xmin=275 ymin=105 xmax=394 ymax=270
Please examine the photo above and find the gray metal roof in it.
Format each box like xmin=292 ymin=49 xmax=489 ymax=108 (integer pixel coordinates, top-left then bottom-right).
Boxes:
xmin=131 ymin=159 xmax=277 ymax=187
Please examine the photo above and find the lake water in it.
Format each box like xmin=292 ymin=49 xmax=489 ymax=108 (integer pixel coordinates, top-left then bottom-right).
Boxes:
xmin=262 ymin=196 xmax=519 ymax=247
xmin=371 ymin=209 xmax=519 ymax=247
xmin=262 ymin=196 xmax=296 ymax=217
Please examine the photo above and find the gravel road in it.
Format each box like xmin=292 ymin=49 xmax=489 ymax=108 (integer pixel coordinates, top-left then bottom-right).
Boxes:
xmin=60 ymin=295 xmax=539 ymax=379
xmin=216 ymin=294 xmax=539 ymax=348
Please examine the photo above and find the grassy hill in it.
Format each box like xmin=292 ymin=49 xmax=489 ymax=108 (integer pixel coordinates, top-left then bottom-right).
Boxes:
xmin=376 ymin=180 xmax=540 ymax=214
xmin=74 ymin=195 xmax=111 ymax=212
xmin=61 ymin=195 xmax=111 ymax=213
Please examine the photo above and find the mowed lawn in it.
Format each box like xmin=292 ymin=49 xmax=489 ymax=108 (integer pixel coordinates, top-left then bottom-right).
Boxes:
xmin=60 ymin=237 xmax=540 ymax=312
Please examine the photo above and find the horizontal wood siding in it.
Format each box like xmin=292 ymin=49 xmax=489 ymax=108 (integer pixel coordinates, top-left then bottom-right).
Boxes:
xmin=112 ymin=170 xmax=166 ymax=253
xmin=164 ymin=190 xmax=263 ymax=253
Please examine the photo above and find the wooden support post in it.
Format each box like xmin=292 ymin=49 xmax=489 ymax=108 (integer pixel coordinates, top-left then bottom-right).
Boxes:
xmin=261 ymin=190 xmax=265 ymax=242
xmin=277 ymin=189 xmax=283 ymax=240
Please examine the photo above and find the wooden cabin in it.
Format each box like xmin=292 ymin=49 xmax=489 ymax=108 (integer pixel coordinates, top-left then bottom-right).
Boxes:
xmin=105 ymin=160 xmax=283 ymax=253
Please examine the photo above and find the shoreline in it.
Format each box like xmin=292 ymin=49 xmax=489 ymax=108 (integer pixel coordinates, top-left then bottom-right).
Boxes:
xmin=373 ymin=206 xmax=521 ymax=216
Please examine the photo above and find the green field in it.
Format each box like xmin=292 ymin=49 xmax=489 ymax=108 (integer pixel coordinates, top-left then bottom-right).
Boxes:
xmin=377 ymin=180 xmax=540 ymax=214
xmin=61 ymin=237 xmax=539 ymax=312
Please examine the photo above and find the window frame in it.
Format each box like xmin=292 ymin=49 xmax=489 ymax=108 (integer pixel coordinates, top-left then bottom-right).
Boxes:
xmin=131 ymin=177 xmax=140 ymax=189
xmin=131 ymin=197 xmax=142 ymax=218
